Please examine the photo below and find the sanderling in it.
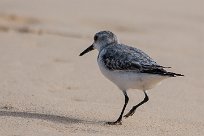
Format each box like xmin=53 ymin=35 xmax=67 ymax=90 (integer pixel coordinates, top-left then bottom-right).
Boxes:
xmin=79 ymin=31 xmax=183 ymax=125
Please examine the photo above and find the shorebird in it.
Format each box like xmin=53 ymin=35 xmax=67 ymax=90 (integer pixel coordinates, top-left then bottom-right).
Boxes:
xmin=79 ymin=31 xmax=183 ymax=125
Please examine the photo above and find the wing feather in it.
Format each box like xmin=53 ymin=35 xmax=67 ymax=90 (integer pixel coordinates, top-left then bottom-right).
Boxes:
xmin=100 ymin=44 xmax=171 ymax=75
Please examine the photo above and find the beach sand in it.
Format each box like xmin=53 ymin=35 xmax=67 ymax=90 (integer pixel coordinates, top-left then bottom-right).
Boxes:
xmin=0 ymin=0 xmax=203 ymax=135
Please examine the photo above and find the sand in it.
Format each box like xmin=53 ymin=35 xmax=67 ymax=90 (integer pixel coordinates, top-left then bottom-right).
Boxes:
xmin=0 ymin=0 xmax=203 ymax=135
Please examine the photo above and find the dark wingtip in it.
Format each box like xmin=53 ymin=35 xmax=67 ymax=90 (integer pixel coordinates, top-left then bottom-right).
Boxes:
xmin=168 ymin=72 xmax=184 ymax=77
xmin=175 ymin=73 xmax=184 ymax=76
xmin=158 ymin=65 xmax=171 ymax=68
xmin=164 ymin=66 xmax=172 ymax=68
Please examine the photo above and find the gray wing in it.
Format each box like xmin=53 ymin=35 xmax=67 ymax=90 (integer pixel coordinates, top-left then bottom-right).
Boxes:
xmin=101 ymin=44 xmax=170 ymax=75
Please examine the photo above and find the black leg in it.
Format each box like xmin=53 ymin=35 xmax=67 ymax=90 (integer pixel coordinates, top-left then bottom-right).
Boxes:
xmin=107 ymin=91 xmax=129 ymax=125
xmin=124 ymin=91 xmax=149 ymax=118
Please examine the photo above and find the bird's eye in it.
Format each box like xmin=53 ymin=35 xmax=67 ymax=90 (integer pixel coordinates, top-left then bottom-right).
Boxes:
xmin=94 ymin=35 xmax=98 ymax=41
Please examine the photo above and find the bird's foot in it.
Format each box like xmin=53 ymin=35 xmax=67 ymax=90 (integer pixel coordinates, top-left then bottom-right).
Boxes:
xmin=106 ymin=120 xmax=122 ymax=125
xmin=124 ymin=110 xmax=135 ymax=118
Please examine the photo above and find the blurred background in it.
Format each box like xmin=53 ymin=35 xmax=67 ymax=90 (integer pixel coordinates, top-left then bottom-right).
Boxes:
xmin=0 ymin=0 xmax=203 ymax=135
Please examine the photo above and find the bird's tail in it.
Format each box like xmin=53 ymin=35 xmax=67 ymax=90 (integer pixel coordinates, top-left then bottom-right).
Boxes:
xmin=164 ymin=72 xmax=184 ymax=77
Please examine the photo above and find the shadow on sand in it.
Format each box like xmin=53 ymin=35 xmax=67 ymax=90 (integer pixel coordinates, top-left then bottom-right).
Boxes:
xmin=0 ymin=110 xmax=103 ymax=125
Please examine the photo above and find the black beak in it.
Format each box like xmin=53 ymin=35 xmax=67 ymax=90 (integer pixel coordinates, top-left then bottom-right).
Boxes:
xmin=79 ymin=44 xmax=94 ymax=56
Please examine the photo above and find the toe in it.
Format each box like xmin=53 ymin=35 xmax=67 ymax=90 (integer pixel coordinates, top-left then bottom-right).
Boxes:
xmin=106 ymin=121 xmax=122 ymax=125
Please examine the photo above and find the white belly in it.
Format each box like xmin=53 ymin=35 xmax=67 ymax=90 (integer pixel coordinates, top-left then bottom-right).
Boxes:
xmin=98 ymin=61 xmax=168 ymax=91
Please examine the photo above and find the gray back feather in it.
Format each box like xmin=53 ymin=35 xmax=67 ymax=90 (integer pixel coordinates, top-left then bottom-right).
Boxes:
xmin=99 ymin=44 xmax=158 ymax=71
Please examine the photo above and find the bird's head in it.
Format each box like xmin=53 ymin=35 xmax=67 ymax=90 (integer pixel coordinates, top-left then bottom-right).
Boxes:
xmin=79 ymin=31 xmax=119 ymax=56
